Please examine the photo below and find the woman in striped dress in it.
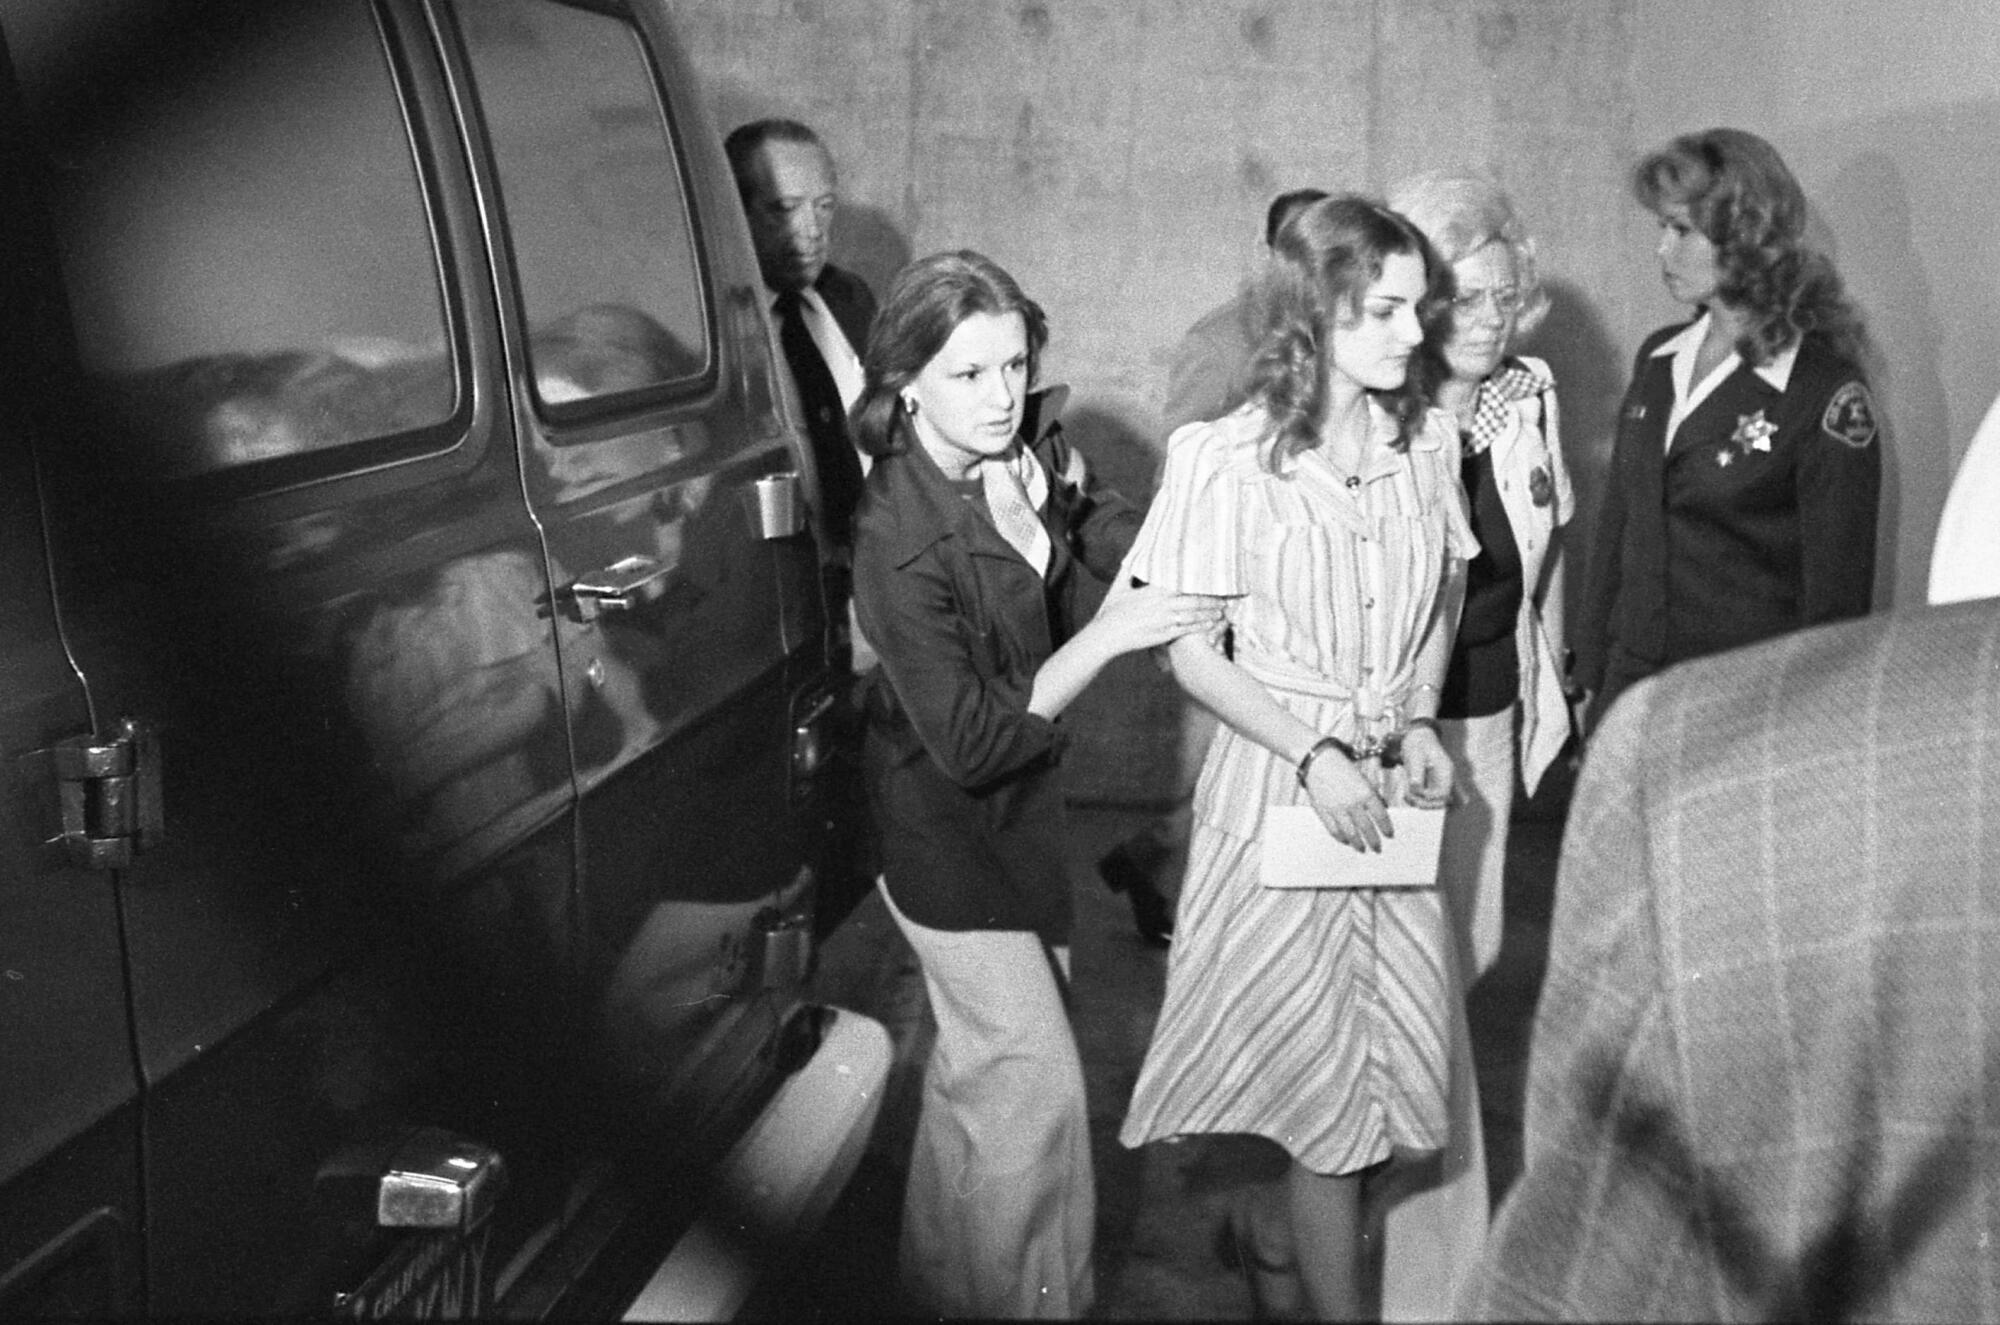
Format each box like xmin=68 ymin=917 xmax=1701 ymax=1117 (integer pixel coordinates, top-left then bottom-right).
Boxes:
xmin=1119 ymin=195 xmax=1473 ymax=1317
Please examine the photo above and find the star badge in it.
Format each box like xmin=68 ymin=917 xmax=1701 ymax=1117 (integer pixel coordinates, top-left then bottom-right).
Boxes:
xmin=1732 ymin=410 xmax=1777 ymax=454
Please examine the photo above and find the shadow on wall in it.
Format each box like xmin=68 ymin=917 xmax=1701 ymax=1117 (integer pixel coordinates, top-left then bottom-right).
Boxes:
xmin=1818 ymin=151 xmax=1945 ymax=609
xmin=1060 ymin=400 xmax=1186 ymax=807
xmin=1517 ymin=276 xmax=1627 ymax=618
xmin=831 ymin=203 xmax=912 ymax=305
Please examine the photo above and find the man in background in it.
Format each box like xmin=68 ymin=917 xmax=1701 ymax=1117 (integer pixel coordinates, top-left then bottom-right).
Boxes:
xmin=1158 ymin=186 xmax=1329 ymax=434
xmin=726 ymin=118 xmax=878 ymax=928
xmin=725 ymin=117 xmax=877 ymax=556
xmin=1464 ymin=600 xmax=2000 ymax=1321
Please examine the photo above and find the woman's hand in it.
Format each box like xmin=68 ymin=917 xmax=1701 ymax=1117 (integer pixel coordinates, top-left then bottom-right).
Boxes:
xmin=1303 ymin=748 xmax=1393 ymax=853
xmin=1397 ymin=724 xmax=1454 ymax=810
xmin=1084 ymin=579 xmax=1225 ymax=661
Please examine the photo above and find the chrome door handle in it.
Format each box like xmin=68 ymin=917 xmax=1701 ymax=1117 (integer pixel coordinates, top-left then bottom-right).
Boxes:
xmin=567 ymin=555 xmax=674 ymax=621
xmin=743 ymin=471 xmax=805 ymax=540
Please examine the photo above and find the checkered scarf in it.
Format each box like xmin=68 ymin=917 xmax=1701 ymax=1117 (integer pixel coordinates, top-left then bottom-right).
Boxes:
xmin=1464 ymin=358 xmax=1553 ymax=456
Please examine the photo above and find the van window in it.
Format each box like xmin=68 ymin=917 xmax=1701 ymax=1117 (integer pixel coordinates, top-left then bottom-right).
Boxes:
xmin=18 ymin=0 xmax=458 ymax=475
xmin=454 ymin=0 xmax=711 ymax=412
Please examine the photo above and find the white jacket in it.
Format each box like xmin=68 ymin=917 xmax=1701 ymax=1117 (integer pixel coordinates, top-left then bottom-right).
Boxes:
xmin=1486 ymin=355 xmax=1574 ymax=794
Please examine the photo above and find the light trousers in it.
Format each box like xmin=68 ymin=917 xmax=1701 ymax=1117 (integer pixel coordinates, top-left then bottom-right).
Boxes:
xmin=881 ymin=884 xmax=1094 ymax=1318
xmin=1436 ymin=707 xmax=1518 ymax=982
xmin=1376 ymin=707 xmax=1512 ymax=1318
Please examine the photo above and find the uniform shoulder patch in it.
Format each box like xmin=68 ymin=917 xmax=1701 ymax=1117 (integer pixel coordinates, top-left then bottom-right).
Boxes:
xmin=1821 ymin=380 xmax=1878 ymax=449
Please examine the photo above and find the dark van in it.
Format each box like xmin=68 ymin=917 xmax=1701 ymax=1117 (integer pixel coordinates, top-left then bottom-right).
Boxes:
xmin=0 ymin=0 xmax=884 ymax=1317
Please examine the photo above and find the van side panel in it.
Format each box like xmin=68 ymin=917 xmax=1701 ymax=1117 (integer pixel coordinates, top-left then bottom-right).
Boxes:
xmin=443 ymin=0 xmax=832 ymax=1171
xmin=7 ymin=1 xmax=583 ymax=1312
xmin=0 ymin=33 xmax=142 ymax=1317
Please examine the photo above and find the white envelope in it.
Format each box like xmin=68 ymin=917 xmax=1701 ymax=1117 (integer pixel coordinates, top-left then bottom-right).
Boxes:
xmin=1259 ymin=804 xmax=1447 ymax=889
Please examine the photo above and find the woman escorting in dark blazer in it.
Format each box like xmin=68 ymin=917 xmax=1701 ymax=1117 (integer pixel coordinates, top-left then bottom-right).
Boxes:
xmin=1578 ymin=127 xmax=1880 ymax=723
xmin=849 ymin=250 xmax=1219 ymax=1318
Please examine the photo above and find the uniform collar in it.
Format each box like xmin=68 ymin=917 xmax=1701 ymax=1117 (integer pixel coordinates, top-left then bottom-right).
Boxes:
xmin=1751 ymin=339 xmax=1800 ymax=392
xmin=1649 ymin=314 xmax=1707 ymax=363
xmin=1649 ymin=310 xmax=1800 ymax=392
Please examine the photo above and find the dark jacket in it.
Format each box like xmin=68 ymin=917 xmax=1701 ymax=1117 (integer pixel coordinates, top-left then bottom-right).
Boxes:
xmin=1577 ymin=323 xmax=1880 ymax=708
xmin=852 ymin=419 xmax=1140 ymax=943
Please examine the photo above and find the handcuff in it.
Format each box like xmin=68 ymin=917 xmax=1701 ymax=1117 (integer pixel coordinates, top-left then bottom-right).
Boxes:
xmin=1295 ymin=717 xmax=1439 ymax=785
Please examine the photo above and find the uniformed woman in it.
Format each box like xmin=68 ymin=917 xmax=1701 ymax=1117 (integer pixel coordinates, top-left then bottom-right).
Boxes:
xmin=1577 ymin=127 xmax=1880 ymax=723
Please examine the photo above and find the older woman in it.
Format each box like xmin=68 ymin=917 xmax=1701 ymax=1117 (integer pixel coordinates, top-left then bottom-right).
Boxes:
xmin=1387 ymin=172 xmax=1572 ymax=986
xmin=1578 ymin=127 xmax=1878 ymax=721
xmin=1119 ymin=196 xmax=1469 ymax=1319
xmin=850 ymin=250 xmax=1219 ymax=1318
xmin=1369 ymin=171 xmax=1574 ymax=1319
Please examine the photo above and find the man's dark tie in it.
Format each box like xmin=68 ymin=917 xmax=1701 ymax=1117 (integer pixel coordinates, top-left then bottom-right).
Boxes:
xmin=774 ymin=289 xmax=864 ymax=546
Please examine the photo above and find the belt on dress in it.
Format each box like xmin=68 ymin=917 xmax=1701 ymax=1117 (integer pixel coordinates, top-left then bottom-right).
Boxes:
xmin=1235 ymin=650 xmax=1415 ymax=740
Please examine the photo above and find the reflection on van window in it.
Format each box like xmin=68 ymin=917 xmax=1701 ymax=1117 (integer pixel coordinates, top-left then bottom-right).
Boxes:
xmin=456 ymin=0 xmax=710 ymax=410
xmin=21 ymin=0 xmax=456 ymax=474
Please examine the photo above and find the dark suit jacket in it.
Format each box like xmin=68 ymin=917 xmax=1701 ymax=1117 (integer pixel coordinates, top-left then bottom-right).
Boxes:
xmin=1577 ymin=324 xmax=1879 ymax=710
xmin=776 ymin=263 xmax=877 ymax=553
xmin=1466 ymin=601 xmax=2000 ymax=1321
xmin=851 ymin=420 xmax=1141 ymax=943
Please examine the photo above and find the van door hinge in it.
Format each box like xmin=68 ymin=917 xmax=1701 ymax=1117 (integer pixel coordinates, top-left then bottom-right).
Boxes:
xmin=44 ymin=718 xmax=164 ymax=870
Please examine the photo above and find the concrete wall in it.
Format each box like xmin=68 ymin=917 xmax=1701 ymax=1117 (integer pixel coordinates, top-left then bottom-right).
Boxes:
xmin=674 ymin=0 xmax=1999 ymax=799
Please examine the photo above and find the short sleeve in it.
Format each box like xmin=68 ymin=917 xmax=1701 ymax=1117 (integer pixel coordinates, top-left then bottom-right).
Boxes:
xmin=1420 ymin=413 xmax=1480 ymax=563
xmin=1121 ymin=420 xmax=1248 ymax=596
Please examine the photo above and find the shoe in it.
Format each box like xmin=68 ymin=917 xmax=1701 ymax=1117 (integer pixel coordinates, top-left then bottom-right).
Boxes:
xmin=1097 ymin=844 xmax=1174 ymax=947
xmin=1213 ymin=1215 xmax=1300 ymax=1320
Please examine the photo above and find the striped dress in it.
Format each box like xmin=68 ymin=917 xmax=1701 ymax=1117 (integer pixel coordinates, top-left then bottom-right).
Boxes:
xmin=1118 ymin=401 xmax=1476 ymax=1175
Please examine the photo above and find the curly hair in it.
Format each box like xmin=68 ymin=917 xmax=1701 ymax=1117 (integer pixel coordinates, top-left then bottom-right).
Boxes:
xmin=1241 ymin=194 xmax=1449 ymax=472
xmin=1633 ymin=127 xmax=1864 ymax=366
xmin=850 ymin=250 xmax=1048 ymax=458
xmin=1386 ymin=171 xmax=1550 ymax=339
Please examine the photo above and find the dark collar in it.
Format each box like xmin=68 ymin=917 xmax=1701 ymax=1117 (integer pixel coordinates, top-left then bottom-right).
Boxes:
xmin=864 ymin=435 xmax=1030 ymax=571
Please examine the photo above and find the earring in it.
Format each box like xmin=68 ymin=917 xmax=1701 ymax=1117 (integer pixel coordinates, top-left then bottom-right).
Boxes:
xmin=901 ymin=396 xmax=919 ymax=416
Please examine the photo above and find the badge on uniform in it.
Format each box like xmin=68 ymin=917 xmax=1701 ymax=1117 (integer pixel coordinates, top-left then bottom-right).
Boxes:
xmin=1720 ymin=409 xmax=1777 ymax=466
xmin=1528 ymin=465 xmax=1553 ymax=507
xmin=1822 ymin=381 xmax=1879 ymax=448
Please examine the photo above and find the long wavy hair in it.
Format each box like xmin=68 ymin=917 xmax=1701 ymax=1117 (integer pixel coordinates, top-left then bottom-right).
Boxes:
xmin=850 ymin=250 xmax=1049 ymax=459
xmin=1241 ymin=194 xmax=1449 ymax=473
xmin=1633 ymin=127 xmax=1864 ymax=365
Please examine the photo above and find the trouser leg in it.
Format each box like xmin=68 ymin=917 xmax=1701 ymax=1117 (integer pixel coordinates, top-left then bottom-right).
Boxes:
xmin=1437 ymin=708 xmax=1517 ymax=982
xmin=881 ymin=885 xmax=1094 ymax=1318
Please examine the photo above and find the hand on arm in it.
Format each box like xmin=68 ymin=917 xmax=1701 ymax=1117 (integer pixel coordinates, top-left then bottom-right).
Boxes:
xmin=1028 ymin=578 xmax=1225 ymax=721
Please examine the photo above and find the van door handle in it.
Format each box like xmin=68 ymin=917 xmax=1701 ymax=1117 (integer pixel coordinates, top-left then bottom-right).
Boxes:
xmin=743 ymin=471 xmax=806 ymax=540
xmin=565 ymin=555 xmax=675 ymax=621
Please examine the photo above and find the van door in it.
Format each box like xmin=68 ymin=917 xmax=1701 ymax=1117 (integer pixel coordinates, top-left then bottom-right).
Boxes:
xmin=6 ymin=0 xmax=580 ymax=1313
xmin=0 ymin=58 xmax=140 ymax=1311
xmin=442 ymin=0 xmax=832 ymax=1164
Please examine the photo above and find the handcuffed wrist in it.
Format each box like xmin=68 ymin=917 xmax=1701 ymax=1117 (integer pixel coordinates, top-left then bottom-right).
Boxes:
xmin=1295 ymin=735 xmax=1355 ymax=787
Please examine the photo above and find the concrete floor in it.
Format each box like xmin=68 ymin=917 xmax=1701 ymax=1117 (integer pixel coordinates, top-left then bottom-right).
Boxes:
xmin=760 ymin=780 xmax=1567 ymax=1320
